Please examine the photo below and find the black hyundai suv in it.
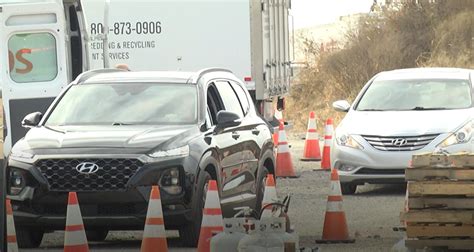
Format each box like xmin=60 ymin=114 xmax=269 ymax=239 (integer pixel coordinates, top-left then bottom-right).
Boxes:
xmin=6 ymin=68 xmax=275 ymax=248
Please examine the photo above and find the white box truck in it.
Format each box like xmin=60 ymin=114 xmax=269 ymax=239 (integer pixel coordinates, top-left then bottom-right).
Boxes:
xmin=0 ymin=0 xmax=292 ymax=247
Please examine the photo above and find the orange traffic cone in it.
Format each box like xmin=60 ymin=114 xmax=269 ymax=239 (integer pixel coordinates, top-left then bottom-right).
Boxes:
xmin=260 ymin=174 xmax=278 ymax=218
xmin=197 ymin=180 xmax=223 ymax=252
xmin=316 ymin=169 xmax=354 ymax=243
xmin=141 ymin=186 xmax=168 ymax=252
xmin=321 ymin=118 xmax=334 ymax=170
xmin=64 ymin=192 xmax=89 ymax=252
xmin=276 ymin=122 xmax=298 ymax=178
xmin=6 ymin=199 xmax=19 ymax=252
xmin=301 ymin=111 xmax=322 ymax=161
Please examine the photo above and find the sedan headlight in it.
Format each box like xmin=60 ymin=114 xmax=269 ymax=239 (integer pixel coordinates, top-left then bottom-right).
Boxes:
xmin=336 ymin=133 xmax=364 ymax=149
xmin=438 ymin=120 xmax=473 ymax=148
xmin=148 ymin=145 xmax=189 ymax=158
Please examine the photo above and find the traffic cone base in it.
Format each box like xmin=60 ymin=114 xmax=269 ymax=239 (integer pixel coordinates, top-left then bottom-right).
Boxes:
xmin=276 ymin=122 xmax=298 ymax=178
xmin=141 ymin=186 xmax=168 ymax=252
xmin=197 ymin=180 xmax=223 ymax=252
xmin=321 ymin=118 xmax=334 ymax=170
xmin=261 ymin=174 xmax=278 ymax=218
xmin=64 ymin=192 xmax=89 ymax=252
xmin=316 ymin=169 xmax=354 ymax=244
xmin=301 ymin=111 xmax=322 ymax=161
xmin=6 ymin=199 xmax=19 ymax=252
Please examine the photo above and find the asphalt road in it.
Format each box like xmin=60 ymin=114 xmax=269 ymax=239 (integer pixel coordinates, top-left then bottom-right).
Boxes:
xmin=26 ymin=135 xmax=406 ymax=252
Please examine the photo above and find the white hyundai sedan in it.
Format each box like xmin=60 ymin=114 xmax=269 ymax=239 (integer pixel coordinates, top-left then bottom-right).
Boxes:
xmin=331 ymin=68 xmax=474 ymax=194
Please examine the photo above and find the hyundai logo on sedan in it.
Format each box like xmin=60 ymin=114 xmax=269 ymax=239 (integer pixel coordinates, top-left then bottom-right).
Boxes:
xmin=391 ymin=138 xmax=408 ymax=147
xmin=75 ymin=162 xmax=100 ymax=174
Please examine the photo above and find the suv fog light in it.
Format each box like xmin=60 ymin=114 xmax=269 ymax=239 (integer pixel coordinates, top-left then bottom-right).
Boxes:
xmin=9 ymin=169 xmax=26 ymax=195
xmin=160 ymin=168 xmax=182 ymax=195
xmin=339 ymin=164 xmax=357 ymax=172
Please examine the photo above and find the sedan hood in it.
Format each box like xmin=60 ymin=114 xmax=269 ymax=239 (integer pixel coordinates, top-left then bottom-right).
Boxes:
xmin=338 ymin=109 xmax=472 ymax=136
xmin=22 ymin=125 xmax=198 ymax=150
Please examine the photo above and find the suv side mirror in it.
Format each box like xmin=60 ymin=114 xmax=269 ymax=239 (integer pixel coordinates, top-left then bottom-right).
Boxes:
xmin=333 ymin=100 xmax=351 ymax=112
xmin=216 ymin=111 xmax=240 ymax=127
xmin=22 ymin=112 xmax=43 ymax=128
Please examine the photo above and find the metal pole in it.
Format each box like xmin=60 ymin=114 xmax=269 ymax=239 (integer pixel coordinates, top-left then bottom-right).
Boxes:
xmin=102 ymin=0 xmax=111 ymax=68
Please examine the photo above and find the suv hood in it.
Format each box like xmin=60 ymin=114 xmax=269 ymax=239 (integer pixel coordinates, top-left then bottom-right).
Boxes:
xmin=21 ymin=125 xmax=198 ymax=150
xmin=338 ymin=109 xmax=472 ymax=136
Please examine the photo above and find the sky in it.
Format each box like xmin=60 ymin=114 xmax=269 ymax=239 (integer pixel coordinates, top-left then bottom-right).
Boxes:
xmin=291 ymin=0 xmax=374 ymax=29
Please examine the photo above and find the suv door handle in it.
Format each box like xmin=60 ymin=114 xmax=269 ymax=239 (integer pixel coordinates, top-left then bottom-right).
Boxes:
xmin=251 ymin=128 xmax=260 ymax=135
xmin=232 ymin=132 xmax=240 ymax=140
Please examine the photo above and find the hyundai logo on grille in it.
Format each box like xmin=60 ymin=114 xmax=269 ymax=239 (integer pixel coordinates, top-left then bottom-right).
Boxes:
xmin=75 ymin=162 xmax=100 ymax=174
xmin=391 ymin=138 xmax=408 ymax=146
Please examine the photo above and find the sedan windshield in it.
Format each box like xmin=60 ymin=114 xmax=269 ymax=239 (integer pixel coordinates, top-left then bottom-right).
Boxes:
xmin=46 ymin=83 xmax=198 ymax=125
xmin=356 ymin=79 xmax=472 ymax=111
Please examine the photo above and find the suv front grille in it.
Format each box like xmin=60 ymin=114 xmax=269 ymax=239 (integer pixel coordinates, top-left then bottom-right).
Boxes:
xmin=35 ymin=158 xmax=143 ymax=192
xmin=361 ymin=134 xmax=439 ymax=151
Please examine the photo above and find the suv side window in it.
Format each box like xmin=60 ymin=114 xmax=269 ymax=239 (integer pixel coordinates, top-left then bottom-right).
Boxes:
xmin=207 ymin=84 xmax=224 ymax=125
xmin=230 ymin=81 xmax=250 ymax=115
xmin=215 ymin=81 xmax=244 ymax=118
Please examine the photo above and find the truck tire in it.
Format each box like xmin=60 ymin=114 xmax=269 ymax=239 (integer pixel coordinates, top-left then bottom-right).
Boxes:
xmin=341 ymin=183 xmax=357 ymax=195
xmin=255 ymin=166 xmax=269 ymax=214
xmin=16 ymin=228 xmax=43 ymax=248
xmin=179 ymin=170 xmax=211 ymax=247
xmin=86 ymin=229 xmax=108 ymax=241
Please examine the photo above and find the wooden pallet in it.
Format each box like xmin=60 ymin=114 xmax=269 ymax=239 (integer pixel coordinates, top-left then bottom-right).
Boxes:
xmin=408 ymin=197 xmax=474 ymax=209
xmin=401 ymin=210 xmax=474 ymax=224
xmin=406 ymin=223 xmax=474 ymax=238
xmin=405 ymin=238 xmax=474 ymax=250
xmin=412 ymin=152 xmax=474 ymax=168
xmin=406 ymin=168 xmax=474 ymax=181
xmin=408 ymin=181 xmax=474 ymax=196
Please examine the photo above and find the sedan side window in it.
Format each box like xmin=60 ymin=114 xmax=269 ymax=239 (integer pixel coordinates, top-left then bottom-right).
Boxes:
xmin=214 ymin=81 xmax=244 ymax=118
xmin=230 ymin=81 xmax=250 ymax=115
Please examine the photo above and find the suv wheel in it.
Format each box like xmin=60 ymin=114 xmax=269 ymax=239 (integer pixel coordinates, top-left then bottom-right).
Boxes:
xmin=341 ymin=183 xmax=357 ymax=195
xmin=17 ymin=228 xmax=44 ymax=248
xmin=255 ymin=166 xmax=269 ymax=214
xmin=86 ymin=229 xmax=108 ymax=241
xmin=179 ymin=170 xmax=211 ymax=247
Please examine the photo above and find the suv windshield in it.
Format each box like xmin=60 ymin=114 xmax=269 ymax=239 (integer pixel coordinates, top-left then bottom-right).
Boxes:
xmin=46 ymin=83 xmax=198 ymax=125
xmin=356 ymin=79 xmax=472 ymax=111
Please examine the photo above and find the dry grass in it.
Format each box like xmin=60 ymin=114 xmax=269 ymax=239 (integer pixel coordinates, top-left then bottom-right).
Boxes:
xmin=287 ymin=1 xmax=474 ymax=133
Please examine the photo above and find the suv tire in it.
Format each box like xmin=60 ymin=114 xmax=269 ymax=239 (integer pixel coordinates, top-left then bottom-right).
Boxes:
xmin=179 ymin=170 xmax=211 ymax=247
xmin=341 ymin=183 xmax=357 ymax=195
xmin=17 ymin=228 xmax=43 ymax=248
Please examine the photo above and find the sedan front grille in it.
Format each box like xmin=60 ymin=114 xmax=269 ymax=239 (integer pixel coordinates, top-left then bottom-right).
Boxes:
xmin=35 ymin=158 xmax=143 ymax=192
xmin=361 ymin=134 xmax=439 ymax=151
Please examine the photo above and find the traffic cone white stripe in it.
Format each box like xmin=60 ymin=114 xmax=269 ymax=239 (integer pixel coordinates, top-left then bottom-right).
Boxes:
xmin=66 ymin=204 xmax=83 ymax=224
xmin=329 ymin=181 xmax=342 ymax=196
xmin=261 ymin=174 xmax=277 ymax=218
xmin=64 ymin=230 xmax=89 ymax=246
xmin=147 ymin=201 xmax=164 ymax=216
xmin=307 ymin=119 xmax=316 ymax=129
xmin=278 ymin=130 xmax=288 ymax=142
xmin=278 ymin=144 xmax=290 ymax=153
xmin=202 ymin=215 xmax=224 ymax=227
xmin=204 ymin=191 xmax=221 ymax=208
xmin=326 ymin=201 xmax=344 ymax=212
xmin=325 ymin=125 xmax=334 ymax=135
xmin=143 ymin=221 xmax=167 ymax=238
xmin=306 ymin=132 xmax=319 ymax=139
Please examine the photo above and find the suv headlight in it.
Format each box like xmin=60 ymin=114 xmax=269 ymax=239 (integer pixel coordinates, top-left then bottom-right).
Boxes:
xmin=148 ymin=145 xmax=189 ymax=158
xmin=9 ymin=168 xmax=27 ymax=195
xmin=336 ymin=133 xmax=363 ymax=149
xmin=438 ymin=120 xmax=473 ymax=148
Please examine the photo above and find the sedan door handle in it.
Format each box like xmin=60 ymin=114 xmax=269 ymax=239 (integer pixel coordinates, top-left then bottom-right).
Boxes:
xmin=232 ymin=132 xmax=240 ymax=140
xmin=251 ymin=128 xmax=260 ymax=135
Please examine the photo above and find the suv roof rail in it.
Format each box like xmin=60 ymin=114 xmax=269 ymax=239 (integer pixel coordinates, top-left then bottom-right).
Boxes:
xmin=188 ymin=68 xmax=233 ymax=83
xmin=74 ymin=68 xmax=126 ymax=84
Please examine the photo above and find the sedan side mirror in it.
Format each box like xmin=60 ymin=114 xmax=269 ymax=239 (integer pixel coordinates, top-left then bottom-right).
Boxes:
xmin=216 ymin=110 xmax=241 ymax=127
xmin=22 ymin=112 xmax=43 ymax=128
xmin=333 ymin=100 xmax=351 ymax=112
